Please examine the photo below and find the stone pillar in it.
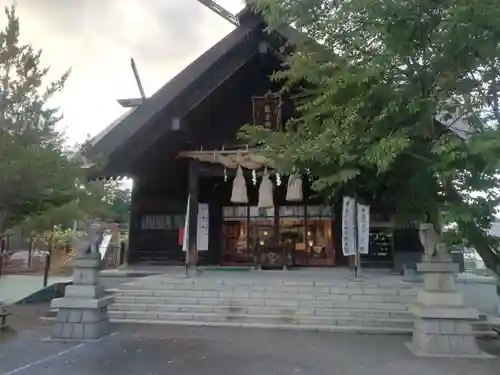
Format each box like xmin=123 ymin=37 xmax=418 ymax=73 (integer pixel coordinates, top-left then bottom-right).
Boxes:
xmin=406 ymin=224 xmax=491 ymax=358
xmin=0 ymin=299 xmax=7 ymax=331
xmin=0 ymin=299 xmax=6 ymax=316
xmin=497 ymin=294 xmax=500 ymax=316
xmin=50 ymin=226 xmax=114 ymax=341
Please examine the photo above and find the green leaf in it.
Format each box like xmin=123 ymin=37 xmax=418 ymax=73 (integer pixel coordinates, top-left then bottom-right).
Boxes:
xmin=245 ymin=0 xmax=500 ymax=276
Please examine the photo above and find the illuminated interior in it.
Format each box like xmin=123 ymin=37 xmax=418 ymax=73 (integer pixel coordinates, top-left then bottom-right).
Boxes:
xmin=221 ymin=205 xmax=335 ymax=266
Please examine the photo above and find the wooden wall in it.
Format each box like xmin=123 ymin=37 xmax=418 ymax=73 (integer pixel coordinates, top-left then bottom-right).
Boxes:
xmin=124 ymin=50 xmax=424 ymax=267
xmin=128 ymin=170 xmax=423 ymax=267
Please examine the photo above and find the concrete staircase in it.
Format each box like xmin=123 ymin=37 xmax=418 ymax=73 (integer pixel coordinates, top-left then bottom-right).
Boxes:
xmin=107 ymin=272 xmax=418 ymax=333
xmin=41 ymin=271 xmax=498 ymax=336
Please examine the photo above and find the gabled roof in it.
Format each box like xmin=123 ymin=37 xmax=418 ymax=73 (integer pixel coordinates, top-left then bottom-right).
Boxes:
xmin=91 ymin=8 xmax=263 ymax=160
xmin=91 ymin=4 xmax=473 ymax=177
xmin=92 ymin=30 xmax=252 ymax=157
xmin=91 ymin=108 xmax=137 ymax=149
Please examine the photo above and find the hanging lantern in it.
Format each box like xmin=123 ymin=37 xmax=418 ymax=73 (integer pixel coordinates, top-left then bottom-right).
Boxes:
xmin=258 ymin=168 xmax=274 ymax=208
xmin=231 ymin=165 xmax=248 ymax=203
xmin=286 ymin=172 xmax=303 ymax=202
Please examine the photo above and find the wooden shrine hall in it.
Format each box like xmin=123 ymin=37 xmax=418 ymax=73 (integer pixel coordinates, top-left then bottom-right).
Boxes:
xmin=89 ymin=6 xmax=424 ymax=271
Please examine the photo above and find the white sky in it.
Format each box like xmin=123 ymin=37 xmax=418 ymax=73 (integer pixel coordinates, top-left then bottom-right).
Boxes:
xmin=3 ymin=0 xmax=244 ymax=145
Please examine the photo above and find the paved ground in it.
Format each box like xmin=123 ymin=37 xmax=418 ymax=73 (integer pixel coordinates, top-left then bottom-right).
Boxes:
xmin=2 ymin=303 xmax=51 ymax=331
xmin=1 ymin=322 xmax=499 ymax=375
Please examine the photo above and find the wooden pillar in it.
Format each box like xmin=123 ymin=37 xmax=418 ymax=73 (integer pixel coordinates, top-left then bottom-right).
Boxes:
xmin=127 ymin=181 xmax=139 ymax=265
xmin=246 ymin=204 xmax=250 ymax=257
xmin=303 ymin=193 xmax=309 ymax=267
xmin=186 ymin=160 xmax=199 ymax=276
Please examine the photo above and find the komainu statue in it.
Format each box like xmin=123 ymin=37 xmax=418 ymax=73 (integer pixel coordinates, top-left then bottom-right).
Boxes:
xmin=419 ymin=222 xmax=449 ymax=260
xmin=73 ymin=222 xmax=104 ymax=257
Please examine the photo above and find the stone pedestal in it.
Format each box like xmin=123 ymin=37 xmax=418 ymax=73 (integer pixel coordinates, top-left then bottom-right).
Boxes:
xmin=406 ymin=256 xmax=491 ymax=358
xmin=185 ymin=263 xmax=200 ymax=278
xmin=50 ymin=253 xmax=114 ymax=340
xmin=0 ymin=299 xmax=7 ymax=331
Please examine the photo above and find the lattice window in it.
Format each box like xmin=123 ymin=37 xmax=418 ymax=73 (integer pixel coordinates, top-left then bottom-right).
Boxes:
xmin=140 ymin=214 xmax=184 ymax=230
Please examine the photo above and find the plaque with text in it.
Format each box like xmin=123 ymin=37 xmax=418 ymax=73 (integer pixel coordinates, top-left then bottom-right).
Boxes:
xmin=252 ymin=91 xmax=282 ymax=130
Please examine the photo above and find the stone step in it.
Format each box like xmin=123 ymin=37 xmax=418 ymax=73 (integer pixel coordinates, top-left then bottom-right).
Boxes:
xmin=108 ymin=303 xmax=411 ymax=319
xmin=113 ymin=295 xmax=409 ymax=310
xmin=113 ymin=289 xmax=414 ymax=303
xmin=112 ymin=318 xmax=412 ymax=334
xmin=472 ymin=314 xmax=500 ymax=339
xmin=119 ymin=282 xmax=417 ymax=296
xmin=142 ymin=277 xmax=415 ymax=289
xmin=108 ymin=310 xmax=413 ymax=329
xmin=39 ymin=312 xmax=495 ymax=339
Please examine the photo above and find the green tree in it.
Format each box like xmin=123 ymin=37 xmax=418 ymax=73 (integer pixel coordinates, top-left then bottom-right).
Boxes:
xmin=242 ymin=0 xmax=500 ymax=275
xmin=102 ymin=181 xmax=131 ymax=225
xmin=79 ymin=179 xmax=131 ymax=225
xmin=0 ymin=5 xmax=110 ymax=236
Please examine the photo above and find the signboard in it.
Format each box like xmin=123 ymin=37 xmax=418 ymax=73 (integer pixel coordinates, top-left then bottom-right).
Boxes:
xmin=369 ymin=229 xmax=393 ymax=257
xmin=252 ymin=91 xmax=282 ymax=130
xmin=342 ymin=196 xmax=356 ymax=256
xmin=182 ymin=198 xmax=209 ymax=252
xmin=197 ymin=203 xmax=209 ymax=251
xmin=99 ymin=233 xmax=112 ymax=260
xmin=357 ymin=203 xmax=370 ymax=254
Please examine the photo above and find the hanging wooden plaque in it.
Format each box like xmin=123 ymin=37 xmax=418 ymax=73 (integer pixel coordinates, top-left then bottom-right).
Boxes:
xmin=252 ymin=91 xmax=282 ymax=130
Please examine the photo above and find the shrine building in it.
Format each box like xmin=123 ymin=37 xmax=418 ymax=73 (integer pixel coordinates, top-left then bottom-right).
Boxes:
xmin=89 ymin=7 xmax=425 ymax=271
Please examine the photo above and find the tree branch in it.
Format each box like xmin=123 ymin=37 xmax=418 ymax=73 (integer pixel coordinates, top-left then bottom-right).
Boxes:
xmin=444 ymin=181 xmax=500 ymax=277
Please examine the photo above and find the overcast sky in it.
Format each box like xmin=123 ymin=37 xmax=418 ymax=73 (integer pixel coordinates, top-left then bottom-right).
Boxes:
xmin=2 ymin=0 xmax=244 ymax=144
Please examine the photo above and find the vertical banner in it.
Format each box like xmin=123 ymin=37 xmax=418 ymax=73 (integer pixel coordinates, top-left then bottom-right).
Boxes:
xmin=197 ymin=203 xmax=209 ymax=251
xmin=342 ymin=196 xmax=356 ymax=256
xmin=181 ymin=198 xmax=210 ymax=252
xmin=357 ymin=203 xmax=370 ymax=254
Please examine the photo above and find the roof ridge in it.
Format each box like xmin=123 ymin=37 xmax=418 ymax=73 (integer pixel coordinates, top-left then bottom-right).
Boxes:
xmin=92 ymin=25 xmax=256 ymax=158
